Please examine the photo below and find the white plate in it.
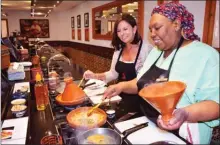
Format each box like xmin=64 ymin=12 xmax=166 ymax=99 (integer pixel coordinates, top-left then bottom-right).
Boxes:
xmin=13 ymin=82 xmax=30 ymax=93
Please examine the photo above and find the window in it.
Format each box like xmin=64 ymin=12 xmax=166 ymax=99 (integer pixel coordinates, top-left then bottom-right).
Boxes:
xmin=202 ymin=0 xmax=219 ymax=51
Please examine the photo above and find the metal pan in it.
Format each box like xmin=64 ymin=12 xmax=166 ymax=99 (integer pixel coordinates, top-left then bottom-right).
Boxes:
xmin=77 ymin=128 xmax=122 ymax=144
xmin=77 ymin=122 xmax=148 ymax=144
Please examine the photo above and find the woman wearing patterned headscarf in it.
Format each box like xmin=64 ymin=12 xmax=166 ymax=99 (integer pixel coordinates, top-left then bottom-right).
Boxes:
xmin=103 ymin=2 xmax=219 ymax=144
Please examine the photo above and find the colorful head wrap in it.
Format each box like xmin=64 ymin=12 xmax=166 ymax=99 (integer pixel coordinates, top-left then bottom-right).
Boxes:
xmin=151 ymin=2 xmax=200 ymax=41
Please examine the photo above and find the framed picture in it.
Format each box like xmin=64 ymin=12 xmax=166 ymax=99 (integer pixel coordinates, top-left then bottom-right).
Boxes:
xmin=71 ymin=17 xmax=75 ymax=28
xmin=84 ymin=13 xmax=89 ymax=27
xmin=20 ymin=19 xmax=49 ymax=38
xmin=77 ymin=15 xmax=81 ymax=28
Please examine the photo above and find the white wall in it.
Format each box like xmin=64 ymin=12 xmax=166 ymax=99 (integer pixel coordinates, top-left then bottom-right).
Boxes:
xmin=144 ymin=1 xmax=157 ymax=44
xmin=5 ymin=1 xmax=211 ymax=48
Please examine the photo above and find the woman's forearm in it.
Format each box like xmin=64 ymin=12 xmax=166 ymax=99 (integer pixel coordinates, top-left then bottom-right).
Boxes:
xmin=120 ymin=79 xmax=138 ymax=94
xmin=184 ymin=100 xmax=219 ymax=122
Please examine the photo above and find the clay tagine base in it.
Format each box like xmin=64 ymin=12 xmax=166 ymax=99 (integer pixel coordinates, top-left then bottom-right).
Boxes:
xmin=55 ymin=94 xmax=85 ymax=106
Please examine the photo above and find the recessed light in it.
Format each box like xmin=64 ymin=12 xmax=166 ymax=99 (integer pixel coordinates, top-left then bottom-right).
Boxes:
xmin=57 ymin=1 xmax=59 ymax=4
xmin=53 ymin=5 xmax=56 ymax=7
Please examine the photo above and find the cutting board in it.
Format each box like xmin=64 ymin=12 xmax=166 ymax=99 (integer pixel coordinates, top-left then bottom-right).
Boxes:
xmin=114 ymin=116 xmax=186 ymax=144
xmin=84 ymin=87 xmax=122 ymax=105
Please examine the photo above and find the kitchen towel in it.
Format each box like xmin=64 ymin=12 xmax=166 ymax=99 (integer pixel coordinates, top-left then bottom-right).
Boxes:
xmin=179 ymin=122 xmax=200 ymax=144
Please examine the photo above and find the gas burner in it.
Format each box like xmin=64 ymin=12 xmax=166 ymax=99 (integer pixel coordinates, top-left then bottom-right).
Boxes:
xmin=57 ymin=122 xmax=78 ymax=145
xmin=49 ymin=92 xmax=91 ymax=121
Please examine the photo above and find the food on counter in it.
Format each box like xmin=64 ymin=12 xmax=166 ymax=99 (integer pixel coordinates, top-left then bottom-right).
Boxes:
xmin=71 ymin=111 xmax=105 ymax=127
xmin=20 ymin=85 xmax=29 ymax=92
xmin=11 ymin=104 xmax=27 ymax=112
xmin=11 ymin=98 xmax=26 ymax=105
xmin=86 ymin=134 xmax=113 ymax=144
xmin=67 ymin=107 xmax=107 ymax=129
xmin=106 ymin=109 xmax=115 ymax=114
xmin=1 ymin=130 xmax=12 ymax=140
xmin=106 ymin=109 xmax=116 ymax=119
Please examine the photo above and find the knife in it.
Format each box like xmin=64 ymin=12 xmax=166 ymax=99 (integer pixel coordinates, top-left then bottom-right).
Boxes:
xmin=82 ymin=82 xmax=96 ymax=89
xmin=122 ymin=122 xmax=148 ymax=138
xmin=115 ymin=112 xmax=137 ymax=123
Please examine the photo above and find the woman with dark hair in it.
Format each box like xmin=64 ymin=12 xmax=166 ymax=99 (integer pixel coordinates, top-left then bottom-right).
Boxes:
xmin=84 ymin=13 xmax=153 ymax=113
xmin=103 ymin=2 xmax=219 ymax=144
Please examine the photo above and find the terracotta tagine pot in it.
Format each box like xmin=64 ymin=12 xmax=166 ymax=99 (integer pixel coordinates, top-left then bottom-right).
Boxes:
xmin=66 ymin=107 xmax=107 ymax=130
xmin=139 ymin=81 xmax=186 ymax=123
xmin=56 ymin=77 xmax=86 ymax=106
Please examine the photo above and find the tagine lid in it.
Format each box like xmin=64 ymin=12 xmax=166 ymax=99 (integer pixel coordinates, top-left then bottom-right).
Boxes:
xmin=66 ymin=107 xmax=107 ymax=130
xmin=55 ymin=76 xmax=86 ymax=105
xmin=139 ymin=81 xmax=186 ymax=98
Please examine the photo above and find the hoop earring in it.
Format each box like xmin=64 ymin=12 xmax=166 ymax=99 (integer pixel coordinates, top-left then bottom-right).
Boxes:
xmin=181 ymin=29 xmax=189 ymax=40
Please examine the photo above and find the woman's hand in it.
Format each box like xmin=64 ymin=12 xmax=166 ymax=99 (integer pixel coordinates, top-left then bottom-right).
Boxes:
xmin=157 ymin=108 xmax=189 ymax=130
xmin=102 ymin=83 xmax=124 ymax=100
xmin=83 ymin=70 xmax=95 ymax=80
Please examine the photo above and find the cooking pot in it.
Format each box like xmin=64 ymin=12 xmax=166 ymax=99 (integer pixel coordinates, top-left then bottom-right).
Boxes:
xmin=77 ymin=122 xmax=148 ymax=144
xmin=77 ymin=128 xmax=122 ymax=144
xmin=66 ymin=107 xmax=107 ymax=130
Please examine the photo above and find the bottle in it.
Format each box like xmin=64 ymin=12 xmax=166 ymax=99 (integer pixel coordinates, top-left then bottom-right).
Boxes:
xmin=31 ymin=45 xmax=40 ymax=68
xmin=40 ymin=56 xmax=48 ymax=78
xmin=34 ymin=72 xmax=49 ymax=111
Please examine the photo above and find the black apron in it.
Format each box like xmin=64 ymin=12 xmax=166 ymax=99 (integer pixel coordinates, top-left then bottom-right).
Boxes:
xmin=115 ymin=40 xmax=143 ymax=115
xmin=137 ymin=37 xmax=184 ymax=124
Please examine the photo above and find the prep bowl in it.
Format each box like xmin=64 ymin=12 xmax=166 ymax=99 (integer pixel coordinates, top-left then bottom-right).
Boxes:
xmin=11 ymin=105 xmax=27 ymax=118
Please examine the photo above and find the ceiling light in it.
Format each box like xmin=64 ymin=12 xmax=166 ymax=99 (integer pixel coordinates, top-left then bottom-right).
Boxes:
xmin=57 ymin=1 xmax=60 ymax=4
xmin=128 ymin=9 xmax=134 ymax=13
xmin=38 ymin=6 xmax=54 ymax=9
xmin=31 ymin=12 xmax=44 ymax=15
xmin=53 ymin=5 xmax=56 ymax=7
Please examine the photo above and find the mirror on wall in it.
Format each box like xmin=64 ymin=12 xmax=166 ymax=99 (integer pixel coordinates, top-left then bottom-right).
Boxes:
xmin=92 ymin=1 xmax=144 ymax=40
xmin=1 ymin=19 xmax=9 ymax=38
